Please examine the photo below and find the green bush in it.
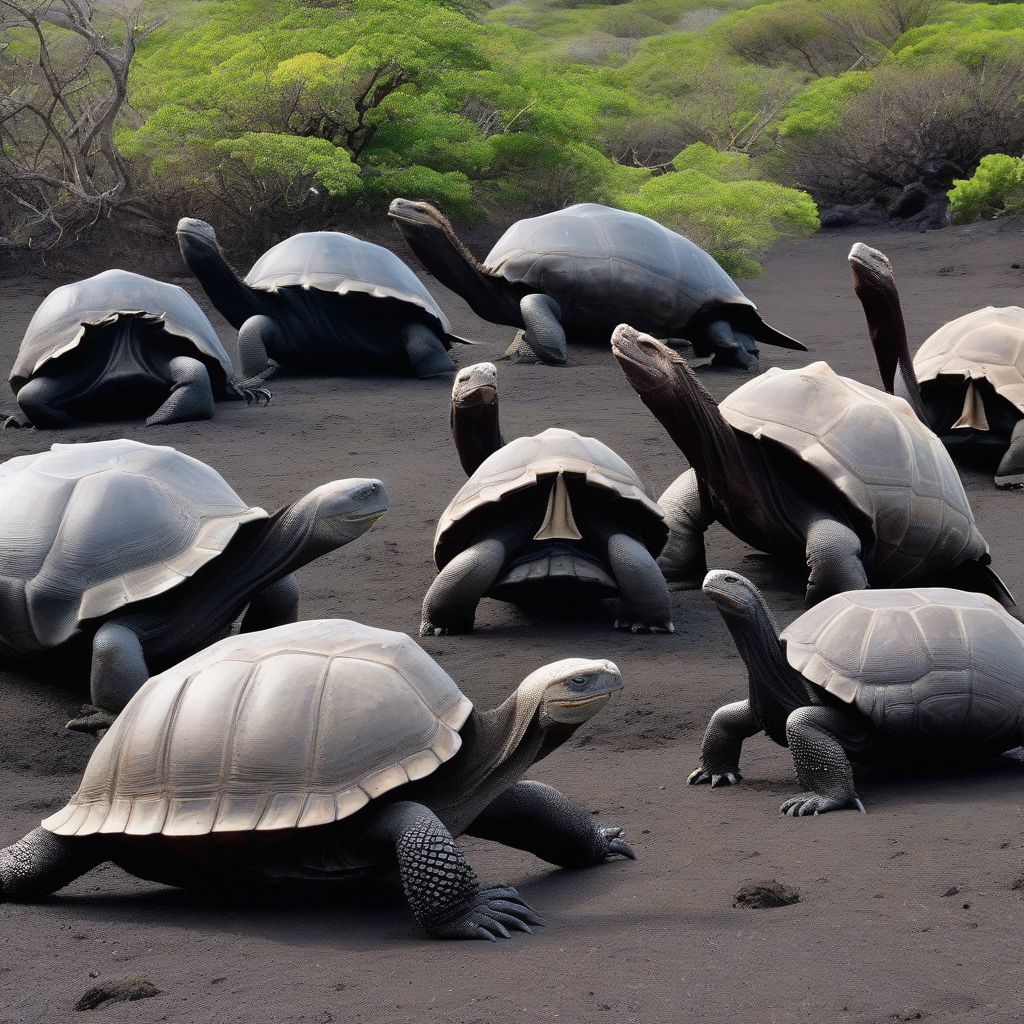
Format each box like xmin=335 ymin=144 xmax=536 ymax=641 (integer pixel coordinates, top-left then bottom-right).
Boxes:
xmin=948 ymin=154 xmax=1024 ymax=222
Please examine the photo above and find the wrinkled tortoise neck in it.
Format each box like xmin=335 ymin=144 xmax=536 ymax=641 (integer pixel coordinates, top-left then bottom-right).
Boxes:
xmin=450 ymin=396 xmax=505 ymax=476
xmin=178 ymin=229 xmax=261 ymax=331
xmin=851 ymin=258 xmax=928 ymax=425
xmin=715 ymin=593 xmax=810 ymax=747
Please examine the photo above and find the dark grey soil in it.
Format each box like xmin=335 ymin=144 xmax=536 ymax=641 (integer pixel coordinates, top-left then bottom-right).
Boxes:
xmin=1 ymin=219 xmax=1023 ymax=1024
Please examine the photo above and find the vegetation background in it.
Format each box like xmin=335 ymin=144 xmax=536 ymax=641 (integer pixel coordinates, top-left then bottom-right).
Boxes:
xmin=1 ymin=0 xmax=1023 ymax=273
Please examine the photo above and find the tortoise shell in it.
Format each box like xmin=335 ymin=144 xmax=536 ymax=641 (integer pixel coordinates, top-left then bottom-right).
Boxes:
xmin=434 ymin=427 xmax=666 ymax=569
xmin=914 ymin=306 xmax=1024 ymax=415
xmin=0 ymin=440 xmax=266 ymax=655
xmin=720 ymin=361 xmax=987 ymax=583
xmin=43 ymin=619 xmax=473 ymax=838
xmin=782 ymin=588 xmax=1024 ymax=743
xmin=483 ymin=203 xmax=757 ymax=333
xmin=244 ymin=231 xmax=456 ymax=336
xmin=11 ymin=270 xmax=232 ymax=392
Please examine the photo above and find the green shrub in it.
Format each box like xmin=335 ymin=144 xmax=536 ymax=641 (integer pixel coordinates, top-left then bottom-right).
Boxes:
xmin=948 ymin=154 xmax=1024 ymax=222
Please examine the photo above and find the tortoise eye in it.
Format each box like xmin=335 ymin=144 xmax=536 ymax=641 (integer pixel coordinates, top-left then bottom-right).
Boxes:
xmin=569 ymin=676 xmax=589 ymax=688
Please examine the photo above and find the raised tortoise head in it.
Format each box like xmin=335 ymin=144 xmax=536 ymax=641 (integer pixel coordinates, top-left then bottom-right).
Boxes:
xmin=285 ymin=478 xmax=390 ymax=562
xmin=702 ymin=569 xmax=764 ymax=618
xmin=848 ymin=242 xmax=894 ymax=288
xmin=452 ymin=362 xmax=498 ymax=409
xmin=388 ymin=198 xmax=448 ymax=231
xmin=176 ymin=217 xmax=220 ymax=254
xmin=611 ymin=324 xmax=682 ymax=396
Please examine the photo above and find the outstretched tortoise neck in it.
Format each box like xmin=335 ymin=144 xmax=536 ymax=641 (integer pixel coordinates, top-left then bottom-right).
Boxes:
xmin=388 ymin=199 xmax=523 ymax=326
xmin=450 ymin=364 xmax=506 ymax=476
xmin=848 ymin=242 xmax=929 ymax=424
xmin=177 ymin=218 xmax=264 ymax=330
xmin=703 ymin=571 xmax=813 ymax=746
xmin=611 ymin=326 xmax=757 ymax=509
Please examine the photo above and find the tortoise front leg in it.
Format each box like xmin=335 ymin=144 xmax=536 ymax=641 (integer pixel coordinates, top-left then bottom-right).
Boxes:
xmin=239 ymin=574 xmax=300 ymax=633
xmin=403 ymin=322 xmax=455 ymax=378
xmin=421 ymin=533 xmax=509 ymax=636
xmin=467 ymin=781 xmax=635 ymax=868
xmin=688 ymin=699 xmax=761 ymax=788
xmin=0 ymin=828 xmax=104 ymax=902
xmin=68 ymin=621 xmax=150 ymax=734
xmin=780 ymin=705 xmax=871 ymax=816
xmin=147 ymin=356 xmax=215 ymax=425
xmin=11 ymin=375 xmax=75 ymax=428
xmin=705 ymin=320 xmax=758 ymax=370
xmin=237 ymin=314 xmax=283 ymax=378
xmin=606 ymin=533 xmax=673 ymax=633
xmin=995 ymin=419 xmax=1024 ymax=489
xmin=369 ymin=801 xmax=541 ymax=941
xmin=657 ymin=469 xmax=715 ymax=587
xmin=518 ymin=293 xmax=566 ymax=365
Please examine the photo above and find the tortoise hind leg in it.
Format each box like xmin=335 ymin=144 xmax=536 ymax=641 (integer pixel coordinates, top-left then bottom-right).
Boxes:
xmin=995 ymin=420 xmax=1024 ymax=489
xmin=803 ymin=516 xmax=868 ymax=606
xmin=68 ymin=622 xmax=150 ymax=735
xmin=606 ymin=533 xmax=673 ymax=634
xmin=0 ymin=828 xmax=104 ymax=901
xmin=781 ymin=705 xmax=871 ymax=816
xmin=467 ymin=781 xmax=635 ymax=868
xmin=147 ymin=356 xmax=215 ymax=425
xmin=240 ymin=574 xmax=300 ymax=633
xmin=657 ymin=469 xmax=715 ymax=588
xmin=237 ymin=314 xmax=283 ymax=378
xmin=706 ymin=320 xmax=757 ymax=370
xmin=403 ymin=322 xmax=455 ymax=378
xmin=12 ymin=375 xmax=75 ymax=428
xmin=366 ymin=801 xmax=541 ymax=940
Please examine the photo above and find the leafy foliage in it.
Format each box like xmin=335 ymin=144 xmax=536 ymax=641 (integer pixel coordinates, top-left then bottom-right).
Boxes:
xmin=948 ymin=153 xmax=1024 ymax=222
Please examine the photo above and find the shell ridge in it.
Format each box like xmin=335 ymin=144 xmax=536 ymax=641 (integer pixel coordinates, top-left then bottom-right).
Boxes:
xmin=303 ymin=652 xmax=335 ymax=788
xmin=209 ymin=659 xmax=262 ymax=833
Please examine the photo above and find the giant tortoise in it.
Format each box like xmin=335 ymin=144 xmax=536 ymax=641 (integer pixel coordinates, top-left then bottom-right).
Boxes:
xmin=422 ymin=362 xmax=672 ymax=635
xmin=177 ymin=219 xmax=467 ymax=378
xmin=389 ymin=199 xmax=804 ymax=368
xmin=611 ymin=324 xmax=1010 ymax=607
xmin=0 ymin=619 xmax=633 ymax=941
xmin=6 ymin=270 xmax=270 ymax=428
xmin=691 ymin=570 xmax=1024 ymax=814
xmin=0 ymin=439 xmax=388 ymax=731
xmin=849 ymin=242 xmax=1024 ymax=488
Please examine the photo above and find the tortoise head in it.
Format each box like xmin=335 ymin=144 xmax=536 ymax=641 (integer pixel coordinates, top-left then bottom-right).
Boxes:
xmin=611 ymin=323 xmax=680 ymax=396
xmin=702 ymin=568 xmax=765 ymax=618
xmin=452 ymin=361 xmax=498 ymax=410
xmin=492 ymin=658 xmax=623 ymax=767
xmin=450 ymin=362 xmax=503 ymax=475
xmin=388 ymin=198 xmax=449 ymax=232
xmin=176 ymin=217 xmax=257 ymax=329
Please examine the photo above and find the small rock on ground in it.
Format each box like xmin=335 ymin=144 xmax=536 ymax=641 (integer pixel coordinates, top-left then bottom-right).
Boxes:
xmin=74 ymin=977 xmax=161 ymax=1011
xmin=733 ymin=880 xmax=800 ymax=909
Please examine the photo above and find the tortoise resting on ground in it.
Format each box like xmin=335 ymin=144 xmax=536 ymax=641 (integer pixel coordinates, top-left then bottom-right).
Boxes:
xmin=0 ymin=619 xmax=634 ymax=941
xmin=389 ymin=199 xmax=805 ymax=368
xmin=5 ymin=270 xmax=271 ymax=429
xmin=611 ymin=324 xmax=1012 ymax=608
xmin=849 ymin=242 xmax=1024 ymax=489
xmin=421 ymin=362 xmax=672 ymax=636
xmin=0 ymin=439 xmax=388 ymax=732
xmin=691 ymin=570 xmax=1024 ymax=815
xmin=177 ymin=219 xmax=467 ymax=379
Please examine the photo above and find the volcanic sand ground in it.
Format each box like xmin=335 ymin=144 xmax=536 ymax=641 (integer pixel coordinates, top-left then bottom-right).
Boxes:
xmin=1 ymin=220 xmax=1023 ymax=1024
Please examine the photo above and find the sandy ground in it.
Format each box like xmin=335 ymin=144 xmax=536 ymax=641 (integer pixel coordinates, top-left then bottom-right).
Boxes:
xmin=1 ymin=219 xmax=1023 ymax=1024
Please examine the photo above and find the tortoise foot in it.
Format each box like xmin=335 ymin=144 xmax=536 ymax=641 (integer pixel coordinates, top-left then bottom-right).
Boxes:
xmin=613 ymin=617 xmax=674 ymax=635
xmin=688 ymin=766 xmax=741 ymax=788
xmin=66 ymin=706 xmax=116 ymax=736
xmin=419 ymin=619 xmax=472 ymax=637
xmin=428 ymin=885 xmax=542 ymax=941
xmin=596 ymin=825 xmax=636 ymax=861
xmin=994 ymin=471 xmax=1024 ymax=490
xmin=779 ymin=792 xmax=866 ymax=816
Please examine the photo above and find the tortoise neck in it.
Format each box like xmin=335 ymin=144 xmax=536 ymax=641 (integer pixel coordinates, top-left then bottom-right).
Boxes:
xmin=715 ymin=595 xmax=809 ymax=747
xmin=450 ymin=399 xmax=505 ymax=476
xmin=852 ymin=262 xmax=928 ymax=424
xmin=395 ymin=218 xmax=520 ymax=324
xmin=178 ymin=233 xmax=259 ymax=330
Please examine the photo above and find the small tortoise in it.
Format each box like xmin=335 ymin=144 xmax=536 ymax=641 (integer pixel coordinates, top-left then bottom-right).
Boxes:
xmin=389 ymin=199 xmax=804 ymax=368
xmin=0 ymin=439 xmax=388 ymax=730
xmin=0 ymin=619 xmax=633 ymax=941
xmin=611 ymin=324 xmax=1011 ymax=607
xmin=849 ymin=242 xmax=1024 ymax=488
xmin=177 ymin=219 xmax=467 ymax=379
xmin=692 ymin=570 xmax=1024 ymax=814
xmin=6 ymin=270 xmax=270 ymax=428
xmin=422 ymin=362 xmax=672 ymax=635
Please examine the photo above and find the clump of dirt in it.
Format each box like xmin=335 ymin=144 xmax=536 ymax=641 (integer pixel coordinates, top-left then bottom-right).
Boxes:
xmin=733 ymin=880 xmax=800 ymax=909
xmin=74 ymin=977 xmax=161 ymax=1011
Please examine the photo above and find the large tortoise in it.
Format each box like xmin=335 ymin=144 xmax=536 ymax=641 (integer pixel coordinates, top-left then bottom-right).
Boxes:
xmin=422 ymin=362 xmax=672 ymax=635
xmin=0 ymin=439 xmax=388 ymax=731
xmin=849 ymin=242 xmax=1024 ymax=488
xmin=6 ymin=270 xmax=270 ymax=428
xmin=177 ymin=219 xmax=467 ymax=379
xmin=0 ymin=619 xmax=634 ymax=941
xmin=691 ymin=570 xmax=1024 ymax=814
xmin=611 ymin=324 xmax=1011 ymax=607
xmin=389 ymin=199 xmax=804 ymax=368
